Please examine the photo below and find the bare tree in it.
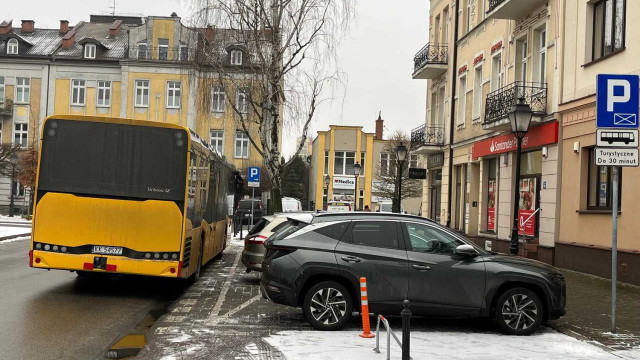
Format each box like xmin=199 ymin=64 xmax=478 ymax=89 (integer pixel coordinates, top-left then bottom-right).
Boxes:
xmin=187 ymin=0 xmax=355 ymax=213
xmin=372 ymin=131 xmax=422 ymax=211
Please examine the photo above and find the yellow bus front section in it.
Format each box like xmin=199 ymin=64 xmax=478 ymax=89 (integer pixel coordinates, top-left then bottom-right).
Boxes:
xmin=32 ymin=192 xmax=186 ymax=278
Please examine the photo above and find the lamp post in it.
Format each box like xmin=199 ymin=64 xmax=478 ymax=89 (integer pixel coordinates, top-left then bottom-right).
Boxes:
xmin=9 ymin=153 xmax=18 ymax=217
xmin=396 ymin=143 xmax=408 ymax=214
xmin=508 ymin=98 xmax=533 ymax=256
xmin=323 ymin=174 xmax=330 ymax=210
xmin=353 ymin=162 xmax=361 ymax=211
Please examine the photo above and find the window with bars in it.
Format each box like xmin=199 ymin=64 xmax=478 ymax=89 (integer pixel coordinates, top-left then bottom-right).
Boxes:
xmin=138 ymin=43 xmax=148 ymax=59
xmin=97 ymin=81 xmax=111 ymax=107
xmin=592 ymin=0 xmax=625 ymax=61
xmin=166 ymin=81 xmax=181 ymax=108
xmin=16 ymin=77 xmax=30 ymax=103
xmin=210 ymin=130 xmax=224 ymax=155
xmin=71 ymin=80 xmax=86 ymax=106
xmin=588 ymin=148 xmax=622 ymax=210
xmin=334 ymin=151 xmax=355 ymax=175
xmin=211 ymin=86 xmax=226 ymax=113
xmin=135 ymin=80 xmax=150 ymax=107
xmin=179 ymin=44 xmax=189 ymax=61
xmin=14 ymin=123 xmax=28 ymax=148
xmin=234 ymin=131 xmax=249 ymax=158
xmin=158 ymin=38 xmax=169 ymax=60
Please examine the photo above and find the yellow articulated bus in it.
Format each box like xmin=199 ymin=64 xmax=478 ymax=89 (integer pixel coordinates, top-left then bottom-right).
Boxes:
xmin=29 ymin=115 xmax=233 ymax=281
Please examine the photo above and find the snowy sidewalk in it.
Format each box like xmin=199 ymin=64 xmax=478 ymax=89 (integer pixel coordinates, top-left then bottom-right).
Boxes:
xmin=0 ymin=216 xmax=31 ymax=241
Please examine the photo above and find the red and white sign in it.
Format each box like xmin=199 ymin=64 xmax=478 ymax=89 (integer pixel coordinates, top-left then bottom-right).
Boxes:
xmin=487 ymin=180 xmax=496 ymax=231
xmin=518 ymin=209 xmax=536 ymax=237
xmin=472 ymin=121 xmax=559 ymax=160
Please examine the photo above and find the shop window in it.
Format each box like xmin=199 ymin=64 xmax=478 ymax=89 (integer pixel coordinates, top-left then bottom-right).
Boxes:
xmin=588 ymin=148 xmax=622 ymax=209
xmin=486 ymin=158 xmax=497 ymax=232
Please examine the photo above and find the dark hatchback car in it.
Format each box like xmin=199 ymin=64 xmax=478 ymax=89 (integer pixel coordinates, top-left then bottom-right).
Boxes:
xmin=236 ymin=199 xmax=263 ymax=225
xmin=261 ymin=213 xmax=566 ymax=335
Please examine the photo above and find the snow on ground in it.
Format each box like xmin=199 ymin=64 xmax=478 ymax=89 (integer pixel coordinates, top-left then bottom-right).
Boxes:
xmin=0 ymin=214 xmax=31 ymax=223
xmin=0 ymin=227 xmax=31 ymax=238
xmin=228 ymin=225 xmax=247 ymax=246
xmin=265 ymin=328 xmax=640 ymax=360
xmin=0 ymin=236 xmax=30 ymax=244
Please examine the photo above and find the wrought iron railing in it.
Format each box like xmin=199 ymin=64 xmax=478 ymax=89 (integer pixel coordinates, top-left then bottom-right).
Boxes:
xmin=413 ymin=43 xmax=448 ymax=72
xmin=126 ymin=46 xmax=196 ymax=62
xmin=488 ymin=0 xmax=507 ymax=12
xmin=410 ymin=124 xmax=445 ymax=149
xmin=484 ymin=81 xmax=547 ymax=124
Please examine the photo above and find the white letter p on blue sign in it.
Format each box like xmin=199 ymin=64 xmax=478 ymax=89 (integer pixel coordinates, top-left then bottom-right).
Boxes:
xmin=607 ymin=79 xmax=630 ymax=112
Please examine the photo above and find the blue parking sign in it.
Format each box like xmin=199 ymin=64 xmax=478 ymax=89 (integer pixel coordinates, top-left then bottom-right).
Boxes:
xmin=248 ymin=167 xmax=260 ymax=187
xmin=596 ymin=74 xmax=640 ymax=129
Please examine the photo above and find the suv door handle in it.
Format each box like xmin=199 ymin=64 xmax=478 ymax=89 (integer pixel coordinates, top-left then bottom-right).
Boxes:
xmin=412 ymin=264 xmax=431 ymax=271
xmin=341 ymin=256 xmax=361 ymax=263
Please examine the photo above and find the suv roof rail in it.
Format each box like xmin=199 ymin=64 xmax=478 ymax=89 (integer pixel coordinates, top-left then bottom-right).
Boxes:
xmin=313 ymin=212 xmax=435 ymax=223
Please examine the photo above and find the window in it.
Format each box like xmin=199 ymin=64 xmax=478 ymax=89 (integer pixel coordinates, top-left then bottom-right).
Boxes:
xmin=158 ymin=38 xmax=169 ymax=60
xmin=231 ymin=50 xmax=243 ymax=65
xmin=360 ymin=152 xmax=366 ymax=175
xmin=96 ymin=81 xmax=111 ymax=107
xmin=16 ymin=77 xmax=30 ymax=103
xmin=352 ymin=221 xmax=398 ymax=249
xmin=71 ymin=80 xmax=86 ymax=106
xmin=14 ymin=123 xmax=28 ymax=148
xmin=135 ymin=80 xmax=150 ymax=107
xmin=314 ymin=222 xmax=349 ymax=240
xmin=234 ymin=131 xmax=249 ymax=158
xmin=84 ymin=43 xmax=96 ymax=59
xmin=472 ymin=65 xmax=483 ymax=120
xmin=210 ymin=130 xmax=224 ymax=155
xmin=403 ymin=222 xmax=464 ymax=254
xmin=457 ymin=74 xmax=467 ymax=126
xmin=443 ymin=7 xmax=449 ymax=44
xmin=466 ymin=0 xmax=472 ymax=33
xmin=491 ymin=53 xmax=503 ymax=92
xmin=592 ymin=0 xmax=625 ymax=61
xmin=237 ymin=88 xmax=249 ymax=114
xmin=324 ymin=150 xmax=329 ymax=175
xmin=211 ymin=86 xmax=226 ymax=113
xmin=12 ymin=180 xmax=25 ymax=197
xmin=138 ymin=43 xmax=148 ymax=59
xmin=537 ymin=28 xmax=547 ymax=82
xmin=359 ymin=189 xmax=364 ymax=210
xmin=517 ymin=39 xmax=528 ymax=82
xmin=179 ymin=44 xmax=189 ymax=62
xmin=380 ymin=153 xmax=396 ymax=177
xmin=410 ymin=154 xmax=418 ymax=168
xmin=0 ymin=77 xmax=4 ymax=102
xmin=334 ymin=151 xmax=355 ymax=175
xmin=7 ymin=39 xmax=18 ymax=55
xmin=166 ymin=81 xmax=181 ymax=108
xmin=588 ymin=148 xmax=622 ymax=209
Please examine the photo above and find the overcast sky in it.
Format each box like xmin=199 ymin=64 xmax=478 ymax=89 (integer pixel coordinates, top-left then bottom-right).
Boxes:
xmin=3 ymin=0 xmax=429 ymax=157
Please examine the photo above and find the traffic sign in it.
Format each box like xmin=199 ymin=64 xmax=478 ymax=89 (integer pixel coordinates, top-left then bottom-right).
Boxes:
xmin=248 ymin=167 xmax=261 ymax=187
xmin=594 ymin=148 xmax=639 ymax=167
xmin=596 ymin=129 xmax=638 ymax=148
xmin=596 ymin=74 xmax=639 ymax=129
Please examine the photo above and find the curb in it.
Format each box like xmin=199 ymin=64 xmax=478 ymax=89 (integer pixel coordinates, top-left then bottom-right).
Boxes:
xmin=0 ymin=233 xmax=31 ymax=241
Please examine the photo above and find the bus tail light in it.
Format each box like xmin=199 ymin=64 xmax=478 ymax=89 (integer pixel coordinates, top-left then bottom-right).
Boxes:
xmin=177 ymin=261 xmax=183 ymax=277
xmin=83 ymin=262 xmax=94 ymax=270
xmin=106 ymin=264 xmax=117 ymax=272
xmin=29 ymin=250 xmax=33 ymax=267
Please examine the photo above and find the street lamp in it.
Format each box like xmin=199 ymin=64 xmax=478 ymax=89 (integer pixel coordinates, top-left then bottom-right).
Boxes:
xmin=323 ymin=174 xmax=331 ymax=210
xmin=9 ymin=153 xmax=18 ymax=217
xmin=396 ymin=142 xmax=408 ymax=213
xmin=353 ymin=162 xmax=361 ymax=210
xmin=508 ymin=98 xmax=533 ymax=255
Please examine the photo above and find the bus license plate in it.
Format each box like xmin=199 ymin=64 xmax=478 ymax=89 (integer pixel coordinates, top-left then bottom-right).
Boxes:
xmin=91 ymin=246 xmax=123 ymax=256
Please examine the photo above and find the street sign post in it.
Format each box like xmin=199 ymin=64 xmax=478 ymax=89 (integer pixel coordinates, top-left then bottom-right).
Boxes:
xmin=595 ymin=74 xmax=640 ymax=334
xmin=247 ymin=167 xmax=261 ymax=227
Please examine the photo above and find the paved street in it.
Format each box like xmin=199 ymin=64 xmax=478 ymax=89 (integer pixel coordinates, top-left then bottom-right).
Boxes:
xmin=0 ymin=237 xmax=187 ymax=359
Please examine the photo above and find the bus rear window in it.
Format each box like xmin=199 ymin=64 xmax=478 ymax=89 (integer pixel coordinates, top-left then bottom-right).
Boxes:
xmin=37 ymin=119 xmax=188 ymax=201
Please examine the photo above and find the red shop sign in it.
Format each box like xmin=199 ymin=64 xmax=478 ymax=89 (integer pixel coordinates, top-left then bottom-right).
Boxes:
xmin=518 ymin=209 xmax=536 ymax=237
xmin=472 ymin=121 xmax=559 ymax=160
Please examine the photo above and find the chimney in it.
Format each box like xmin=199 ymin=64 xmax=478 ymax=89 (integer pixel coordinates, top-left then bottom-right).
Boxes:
xmin=375 ymin=112 xmax=384 ymax=140
xmin=59 ymin=20 xmax=69 ymax=34
xmin=0 ymin=20 xmax=12 ymax=35
xmin=62 ymin=29 xmax=75 ymax=49
xmin=21 ymin=20 xmax=34 ymax=33
xmin=109 ymin=19 xmax=122 ymax=37
xmin=205 ymin=25 xmax=213 ymax=42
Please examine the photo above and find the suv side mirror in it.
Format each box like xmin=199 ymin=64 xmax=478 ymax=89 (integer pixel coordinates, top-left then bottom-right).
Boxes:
xmin=455 ymin=244 xmax=478 ymax=257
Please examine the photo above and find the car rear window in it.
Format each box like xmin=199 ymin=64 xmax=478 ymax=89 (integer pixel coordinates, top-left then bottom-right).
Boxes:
xmin=239 ymin=201 xmax=256 ymax=209
xmin=248 ymin=218 xmax=270 ymax=235
xmin=271 ymin=220 xmax=307 ymax=241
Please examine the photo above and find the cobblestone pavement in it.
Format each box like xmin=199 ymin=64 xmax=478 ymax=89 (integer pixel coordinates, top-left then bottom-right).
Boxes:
xmin=550 ymin=269 xmax=640 ymax=351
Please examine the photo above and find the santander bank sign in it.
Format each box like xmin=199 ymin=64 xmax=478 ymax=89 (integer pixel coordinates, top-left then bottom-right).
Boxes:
xmin=472 ymin=122 xmax=558 ymax=160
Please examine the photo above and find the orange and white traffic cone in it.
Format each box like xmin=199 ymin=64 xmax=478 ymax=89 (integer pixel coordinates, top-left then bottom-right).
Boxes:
xmin=359 ymin=277 xmax=375 ymax=338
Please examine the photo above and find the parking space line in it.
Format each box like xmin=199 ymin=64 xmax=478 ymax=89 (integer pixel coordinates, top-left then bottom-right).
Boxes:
xmin=207 ymin=295 xmax=262 ymax=326
xmin=207 ymin=249 xmax=242 ymax=321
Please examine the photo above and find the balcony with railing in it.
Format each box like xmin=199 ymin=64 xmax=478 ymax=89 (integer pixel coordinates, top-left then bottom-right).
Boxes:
xmin=410 ymin=124 xmax=445 ymax=153
xmin=483 ymin=81 xmax=547 ymax=131
xmin=486 ymin=0 xmax=548 ymax=20
xmin=412 ymin=43 xmax=448 ymax=80
xmin=0 ymin=99 xmax=13 ymax=117
xmin=126 ymin=46 xmax=196 ymax=62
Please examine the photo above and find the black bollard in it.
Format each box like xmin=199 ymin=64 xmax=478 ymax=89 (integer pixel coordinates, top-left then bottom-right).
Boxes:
xmin=401 ymin=299 xmax=411 ymax=360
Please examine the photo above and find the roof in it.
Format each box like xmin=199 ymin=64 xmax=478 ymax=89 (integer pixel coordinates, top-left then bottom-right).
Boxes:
xmin=311 ymin=212 xmax=435 ymax=223
xmin=0 ymin=28 xmax=62 ymax=57
xmin=54 ymin=22 xmax=129 ymax=60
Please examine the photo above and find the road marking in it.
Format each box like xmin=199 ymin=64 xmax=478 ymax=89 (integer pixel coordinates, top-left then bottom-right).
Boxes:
xmin=207 ymin=249 xmax=242 ymax=321
xmin=207 ymin=295 xmax=262 ymax=326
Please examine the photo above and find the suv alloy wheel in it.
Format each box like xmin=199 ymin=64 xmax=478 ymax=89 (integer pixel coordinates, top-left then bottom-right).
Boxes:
xmin=303 ymin=281 xmax=353 ymax=330
xmin=494 ymin=287 xmax=544 ymax=335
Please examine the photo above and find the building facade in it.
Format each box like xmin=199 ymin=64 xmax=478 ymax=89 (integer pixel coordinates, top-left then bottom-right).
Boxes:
xmin=413 ymin=0 xmax=562 ymax=262
xmin=0 ymin=14 xmax=276 ymax=214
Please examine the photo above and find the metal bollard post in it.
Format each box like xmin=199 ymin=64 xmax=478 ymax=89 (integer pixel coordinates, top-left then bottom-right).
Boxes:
xmin=401 ymin=300 xmax=411 ymax=360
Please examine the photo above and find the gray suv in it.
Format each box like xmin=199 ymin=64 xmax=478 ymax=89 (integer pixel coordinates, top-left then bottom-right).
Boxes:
xmin=260 ymin=213 xmax=566 ymax=335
